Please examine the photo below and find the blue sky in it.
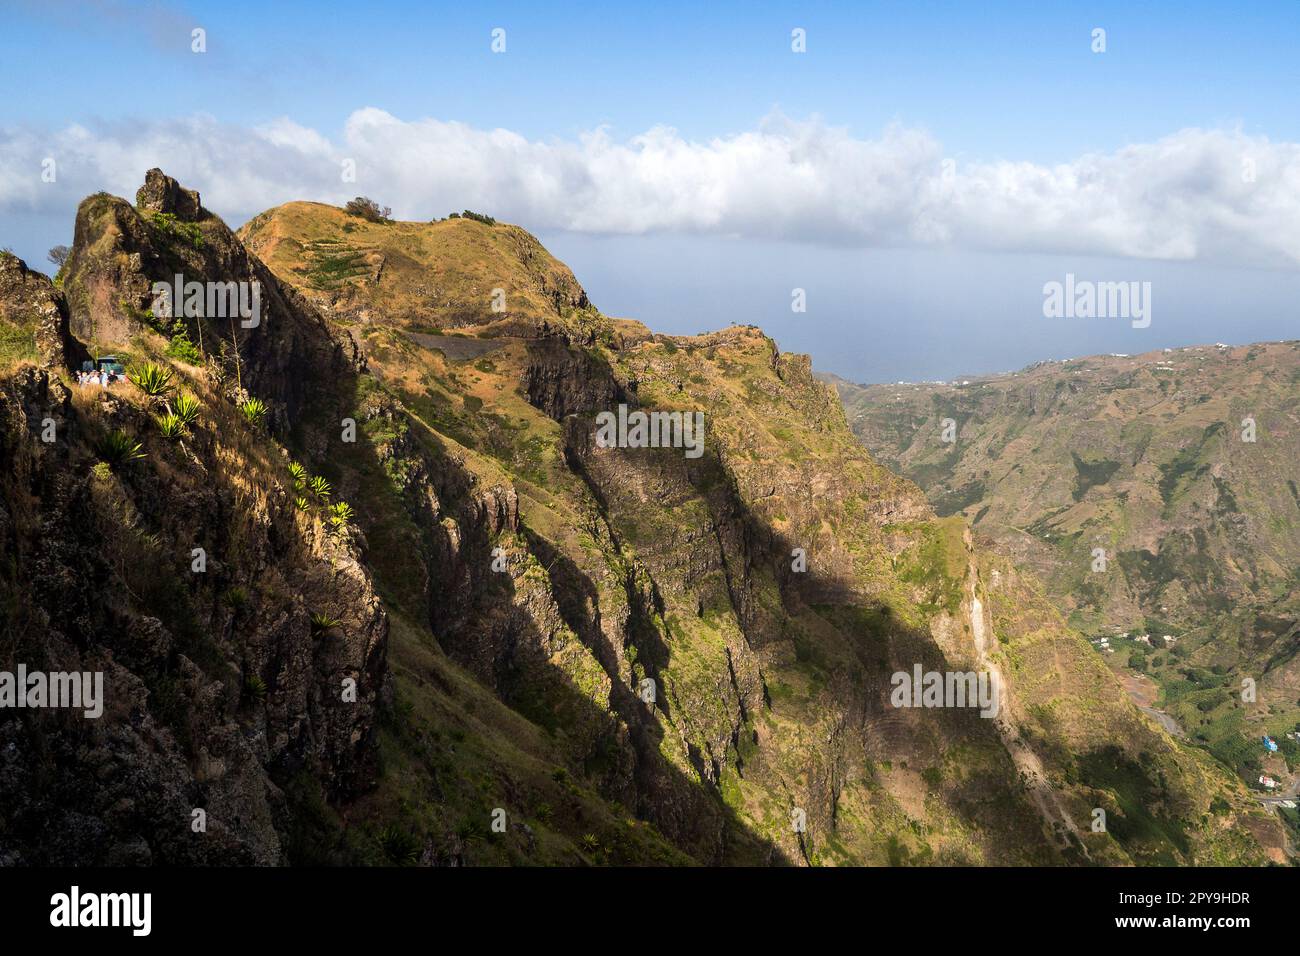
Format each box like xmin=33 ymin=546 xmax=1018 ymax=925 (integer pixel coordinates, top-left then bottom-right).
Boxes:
xmin=7 ymin=1 xmax=1300 ymax=159
xmin=3 ymin=1 xmax=1299 ymax=380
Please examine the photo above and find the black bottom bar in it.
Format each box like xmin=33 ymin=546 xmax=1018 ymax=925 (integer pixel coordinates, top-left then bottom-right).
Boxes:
xmin=0 ymin=865 xmax=1290 ymax=943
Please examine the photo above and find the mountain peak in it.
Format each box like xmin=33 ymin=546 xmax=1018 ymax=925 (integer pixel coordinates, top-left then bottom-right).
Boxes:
xmin=135 ymin=167 xmax=205 ymax=222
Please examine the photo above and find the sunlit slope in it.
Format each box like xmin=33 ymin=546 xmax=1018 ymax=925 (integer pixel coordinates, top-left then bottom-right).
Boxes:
xmin=238 ymin=202 xmax=588 ymax=335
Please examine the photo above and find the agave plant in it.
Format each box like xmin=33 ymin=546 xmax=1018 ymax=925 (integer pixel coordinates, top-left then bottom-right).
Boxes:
xmin=308 ymin=475 xmax=332 ymax=501
xmin=245 ymin=674 xmax=267 ymax=700
xmin=310 ymin=611 xmax=341 ymax=635
xmin=127 ymin=362 xmax=174 ymax=396
xmin=294 ymin=495 xmax=310 ymax=513
xmin=97 ymin=429 xmax=146 ymax=466
xmin=288 ymin=461 xmax=308 ymax=489
xmin=377 ymin=825 xmax=420 ymax=866
xmin=172 ymin=391 xmax=201 ymax=428
xmin=154 ymin=412 xmax=185 ymax=440
xmin=240 ymin=397 xmax=268 ymax=427
xmin=455 ymin=818 xmax=488 ymax=845
xmin=328 ymin=500 xmax=354 ymax=530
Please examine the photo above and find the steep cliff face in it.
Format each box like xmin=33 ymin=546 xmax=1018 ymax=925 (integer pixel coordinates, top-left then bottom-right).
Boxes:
xmin=547 ymin=327 xmax=1282 ymax=864
xmin=258 ymin=180 xmax=1276 ymax=864
xmin=0 ymin=254 xmax=83 ymax=371
xmin=0 ymin=332 xmax=387 ymax=864
xmin=0 ymin=174 xmax=387 ymax=864
xmin=0 ymin=175 xmax=1284 ymax=866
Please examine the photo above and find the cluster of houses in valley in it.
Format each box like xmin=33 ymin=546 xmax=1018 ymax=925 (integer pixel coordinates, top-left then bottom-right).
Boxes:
xmin=1090 ymin=631 xmax=1178 ymax=655
xmin=1259 ymin=735 xmax=1298 ymax=801
xmin=1086 ymin=629 xmax=1300 ymax=800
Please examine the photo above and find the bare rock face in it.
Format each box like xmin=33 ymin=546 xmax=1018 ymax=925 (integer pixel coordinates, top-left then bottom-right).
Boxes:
xmin=523 ymin=340 xmax=624 ymax=420
xmin=135 ymin=167 xmax=203 ymax=221
xmin=0 ymin=253 xmax=82 ymax=370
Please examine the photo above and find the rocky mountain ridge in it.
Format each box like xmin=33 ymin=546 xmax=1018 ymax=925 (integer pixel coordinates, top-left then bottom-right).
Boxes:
xmin=0 ymin=172 xmax=1285 ymax=865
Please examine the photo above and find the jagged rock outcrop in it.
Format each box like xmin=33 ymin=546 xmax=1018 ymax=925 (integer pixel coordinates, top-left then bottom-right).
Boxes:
xmin=0 ymin=173 xmax=389 ymax=865
xmin=0 ymin=253 xmax=82 ymax=370
xmin=60 ymin=184 xmax=358 ymax=430
xmin=0 ymin=364 xmax=377 ymax=858
xmin=135 ymin=167 xmax=203 ymax=221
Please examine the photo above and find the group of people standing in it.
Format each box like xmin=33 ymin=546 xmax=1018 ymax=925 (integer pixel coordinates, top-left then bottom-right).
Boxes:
xmin=76 ymin=367 xmax=120 ymax=387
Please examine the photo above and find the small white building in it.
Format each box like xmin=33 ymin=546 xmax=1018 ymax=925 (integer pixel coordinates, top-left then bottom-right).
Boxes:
xmin=1259 ymin=775 xmax=1278 ymax=790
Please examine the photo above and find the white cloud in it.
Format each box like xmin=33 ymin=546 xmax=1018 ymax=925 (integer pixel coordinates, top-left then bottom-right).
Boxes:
xmin=2 ymin=110 xmax=1300 ymax=267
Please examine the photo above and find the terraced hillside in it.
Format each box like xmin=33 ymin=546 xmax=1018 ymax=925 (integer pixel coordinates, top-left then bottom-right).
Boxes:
xmin=0 ymin=171 xmax=1285 ymax=865
xmin=833 ymin=345 xmax=1300 ymax=829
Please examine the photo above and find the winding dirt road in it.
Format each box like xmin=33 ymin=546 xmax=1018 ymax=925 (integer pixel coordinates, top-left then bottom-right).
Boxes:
xmin=1116 ymin=670 xmax=1186 ymax=738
